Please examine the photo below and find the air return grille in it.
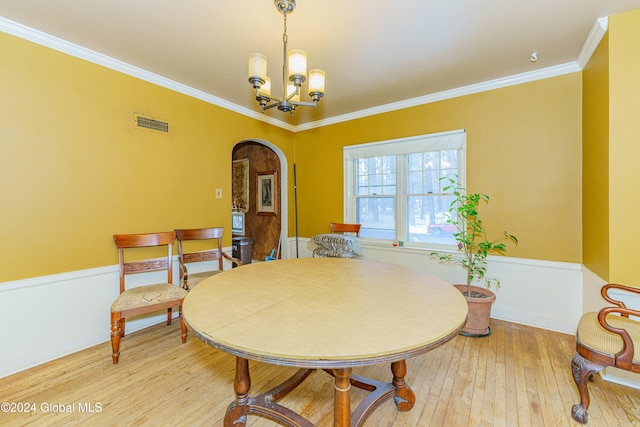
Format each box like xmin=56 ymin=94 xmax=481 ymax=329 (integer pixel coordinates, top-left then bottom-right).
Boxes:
xmin=134 ymin=114 xmax=169 ymax=133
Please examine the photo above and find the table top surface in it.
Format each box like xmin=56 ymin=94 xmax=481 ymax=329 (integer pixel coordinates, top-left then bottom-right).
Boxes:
xmin=183 ymin=258 xmax=468 ymax=368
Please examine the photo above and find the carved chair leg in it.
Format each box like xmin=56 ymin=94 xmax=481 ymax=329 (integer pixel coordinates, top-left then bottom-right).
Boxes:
xmin=110 ymin=312 xmax=122 ymax=364
xmin=167 ymin=308 xmax=173 ymax=326
xmin=179 ymin=306 xmax=187 ymax=343
xmin=571 ymin=352 xmax=604 ymax=424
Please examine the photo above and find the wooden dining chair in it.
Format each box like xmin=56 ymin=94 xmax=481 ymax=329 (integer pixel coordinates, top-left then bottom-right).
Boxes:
xmin=111 ymin=231 xmax=187 ymax=364
xmin=175 ymin=227 xmax=241 ymax=291
xmin=329 ymin=222 xmax=361 ymax=236
xmin=571 ymin=283 xmax=640 ymax=424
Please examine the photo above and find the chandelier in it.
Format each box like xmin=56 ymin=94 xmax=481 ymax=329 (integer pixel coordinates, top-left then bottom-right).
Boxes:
xmin=248 ymin=0 xmax=325 ymax=115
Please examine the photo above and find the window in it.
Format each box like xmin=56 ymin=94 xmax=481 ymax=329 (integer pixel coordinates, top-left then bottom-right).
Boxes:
xmin=344 ymin=130 xmax=466 ymax=246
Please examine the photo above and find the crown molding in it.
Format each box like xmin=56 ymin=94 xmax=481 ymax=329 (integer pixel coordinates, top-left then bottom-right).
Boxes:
xmin=1 ymin=15 xmax=603 ymax=134
xmin=0 ymin=16 xmax=295 ymax=132
xmin=295 ymin=62 xmax=581 ymax=131
xmin=577 ymin=17 xmax=608 ymax=69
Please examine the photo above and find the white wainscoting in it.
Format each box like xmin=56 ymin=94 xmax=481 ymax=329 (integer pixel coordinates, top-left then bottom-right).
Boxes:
xmin=0 ymin=252 xmax=236 ymax=379
xmin=1 ymin=265 xmax=120 ymax=379
xmin=0 ymin=239 xmax=615 ymax=378
xmin=290 ymin=237 xmax=603 ymax=334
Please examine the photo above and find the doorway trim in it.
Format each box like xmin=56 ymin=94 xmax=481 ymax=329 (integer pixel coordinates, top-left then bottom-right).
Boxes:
xmin=235 ymin=138 xmax=289 ymax=259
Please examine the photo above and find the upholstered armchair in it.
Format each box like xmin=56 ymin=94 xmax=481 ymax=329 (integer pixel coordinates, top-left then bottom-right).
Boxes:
xmin=571 ymin=283 xmax=640 ymax=423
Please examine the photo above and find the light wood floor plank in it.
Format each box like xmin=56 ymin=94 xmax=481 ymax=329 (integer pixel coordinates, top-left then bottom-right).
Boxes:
xmin=510 ymin=323 xmax=532 ymax=426
xmin=468 ymin=330 xmax=491 ymax=426
xmin=521 ymin=324 xmax=545 ymax=426
xmin=1 ymin=319 xmax=639 ymax=426
xmin=480 ymin=326 xmax=499 ymax=427
xmin=425 ymin=333 xmax=465 ymax=425
xmin=491 ymin=319 xmax=508 ymax=427
xmin=450 ymin=336 xmax=476 ymax=426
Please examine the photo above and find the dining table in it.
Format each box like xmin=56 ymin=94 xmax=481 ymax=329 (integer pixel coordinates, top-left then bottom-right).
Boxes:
xmin=182 ymin=257 xmax=468 ymax=427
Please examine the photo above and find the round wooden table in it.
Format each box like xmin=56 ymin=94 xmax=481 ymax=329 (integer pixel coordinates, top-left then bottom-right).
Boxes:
xmin=183 ymin=257 xmax=467 ymax=427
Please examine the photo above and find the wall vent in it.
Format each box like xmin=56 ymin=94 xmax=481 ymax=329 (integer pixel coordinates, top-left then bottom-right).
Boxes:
xmin=134 ymin=114 xmax=169 ymax=133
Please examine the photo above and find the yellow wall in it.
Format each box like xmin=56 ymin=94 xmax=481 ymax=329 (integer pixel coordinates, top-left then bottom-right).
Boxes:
xmin=4 ymin=14 xmax=617 ymax=280
xmin=0 ymin=33 xmax=294 ymax=281
xmin=582 ymin=32 xmax=610 ymax=279
xmin=608 ymin=9 xmax=640 ymax=285
xmin=294 ymin=74 xmax=583 ymax=263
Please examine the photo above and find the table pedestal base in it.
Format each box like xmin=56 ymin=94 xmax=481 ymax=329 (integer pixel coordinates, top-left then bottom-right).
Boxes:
xmin=224 ymin=357 xmax=415 ymax=427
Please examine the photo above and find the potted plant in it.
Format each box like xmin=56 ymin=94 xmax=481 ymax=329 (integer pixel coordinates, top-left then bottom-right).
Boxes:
xmin=431 ymin=176 xmax=518 ymax=337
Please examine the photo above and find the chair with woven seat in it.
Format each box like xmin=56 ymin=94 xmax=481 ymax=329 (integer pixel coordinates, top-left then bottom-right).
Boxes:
xmin=175 ymin=227 xmax=241 ymax=291
xmin=571 ymin=283 xmax=640 ymax=424
xmin=329 ymin=222 xmax=361 ymax=236
xmin=111 ymin=231 xmax=187 ymax=364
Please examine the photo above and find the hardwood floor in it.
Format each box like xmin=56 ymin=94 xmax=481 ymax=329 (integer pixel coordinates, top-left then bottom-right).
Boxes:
xmin=1 ymin=319 xmax=638 ymax=426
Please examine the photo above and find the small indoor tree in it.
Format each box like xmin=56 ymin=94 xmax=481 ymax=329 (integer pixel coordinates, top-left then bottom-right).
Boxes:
xmin=431 ymin=176 xmax=518 ymax=298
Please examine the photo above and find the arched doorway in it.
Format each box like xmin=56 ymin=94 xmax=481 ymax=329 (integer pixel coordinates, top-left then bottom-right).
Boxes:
xmin=232 ymin=139 xmax=288 ymax=260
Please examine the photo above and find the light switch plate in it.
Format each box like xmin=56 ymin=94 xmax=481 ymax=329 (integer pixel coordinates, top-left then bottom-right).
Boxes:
xmin=215 ymin=188 xmax=222 ymax=199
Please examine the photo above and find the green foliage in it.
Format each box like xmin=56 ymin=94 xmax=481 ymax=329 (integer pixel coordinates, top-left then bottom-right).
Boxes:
xmin=430 ymin=176 xmax=518 ymax=296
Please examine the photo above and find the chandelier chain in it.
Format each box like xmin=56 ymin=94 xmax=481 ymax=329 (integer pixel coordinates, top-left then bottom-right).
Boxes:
xmin=283 ymin=11 xmax=288 ymax=44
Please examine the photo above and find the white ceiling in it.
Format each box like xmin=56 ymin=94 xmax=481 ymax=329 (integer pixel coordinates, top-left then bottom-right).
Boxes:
xmin=1 ymin=1 xmax=640 ymax=127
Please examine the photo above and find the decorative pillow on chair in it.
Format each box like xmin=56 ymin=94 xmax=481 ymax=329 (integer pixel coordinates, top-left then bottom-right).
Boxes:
xmin=307 ymin=233 xmax=364 ymax=258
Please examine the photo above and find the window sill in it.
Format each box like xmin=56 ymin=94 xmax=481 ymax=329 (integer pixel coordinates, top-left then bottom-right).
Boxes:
xmin=359 ymin=238 xmax=458 ymax=256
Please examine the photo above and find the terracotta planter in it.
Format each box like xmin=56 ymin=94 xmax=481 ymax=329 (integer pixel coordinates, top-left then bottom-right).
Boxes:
xmin=453 ymin=284 xmax=496 ymax=337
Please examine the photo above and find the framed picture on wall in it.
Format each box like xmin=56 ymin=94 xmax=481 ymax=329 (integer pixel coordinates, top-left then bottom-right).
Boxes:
xmin=257 ymin=170 xmax=277 ymax=216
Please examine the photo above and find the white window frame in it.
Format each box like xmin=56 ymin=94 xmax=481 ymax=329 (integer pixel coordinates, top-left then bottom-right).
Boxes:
xmin=343 ymin=129 xmax=466 ymax=248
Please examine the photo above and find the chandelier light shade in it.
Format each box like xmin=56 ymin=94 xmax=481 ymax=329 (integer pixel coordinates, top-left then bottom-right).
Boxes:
xmin=308 ymin=69 xmax=326 ymax=96
xmin=287 ymin=49 xmax=307 ymax=82
xmin=248 ymin=0 xmax=325 ymax=115
xmin=248 ymin=53 xmax=267 ymax=83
